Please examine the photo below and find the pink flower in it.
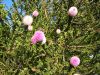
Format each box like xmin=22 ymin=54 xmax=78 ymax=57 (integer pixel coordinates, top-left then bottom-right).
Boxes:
xmin=31 ymin=31 xmax=46 ymax=44
xmin=70 ymin=56 xmax=80 ymax=67
xmin=68 ymin=6 xmax=78 ymax=16
xmin=32 ymin=10 xmax=39 ymax=17
xmin=28 ymin=25 xmax=33 ymax=31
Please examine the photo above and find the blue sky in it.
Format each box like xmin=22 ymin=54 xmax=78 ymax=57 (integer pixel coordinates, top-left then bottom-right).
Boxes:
xmin=2 ymin=0 xmax=25 ymax=16
xmin=2 ymin=0 xmax=13 ymax=9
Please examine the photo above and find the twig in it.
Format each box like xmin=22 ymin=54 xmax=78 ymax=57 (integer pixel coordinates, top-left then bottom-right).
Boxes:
xmin=66 ymin=45 xmax=95 ymax=48
xmin=42 ymin=0 xmax=48 ymax=19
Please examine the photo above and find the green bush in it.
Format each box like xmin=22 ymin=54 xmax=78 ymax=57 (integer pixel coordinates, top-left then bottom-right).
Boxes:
xmin=0 ymin=0 xmax=100 ymax=75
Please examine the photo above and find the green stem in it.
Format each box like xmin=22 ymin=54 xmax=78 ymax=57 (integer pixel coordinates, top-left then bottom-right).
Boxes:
xmin=68 ymin=68 xmax=75 ymax=75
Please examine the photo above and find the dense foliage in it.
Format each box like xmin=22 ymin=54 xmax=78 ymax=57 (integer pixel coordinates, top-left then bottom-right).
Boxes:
xmin=0 ymin=0 xmax=100 ymax=75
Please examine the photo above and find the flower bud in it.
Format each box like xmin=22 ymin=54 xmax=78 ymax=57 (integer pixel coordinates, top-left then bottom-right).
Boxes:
xmin=56 ymin=29 xmax=61 ymax=34
xmin=32 ymin=10 xmax=39 ymax=17
xmin=28 ymin=25 xmax=33 ymax=31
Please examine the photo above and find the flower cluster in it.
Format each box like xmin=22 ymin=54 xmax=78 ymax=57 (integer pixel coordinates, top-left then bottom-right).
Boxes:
xmin=22 ymin=6 xmax=80 ymax=67
xmin=22 ymin=10 xmax=39 ymax=31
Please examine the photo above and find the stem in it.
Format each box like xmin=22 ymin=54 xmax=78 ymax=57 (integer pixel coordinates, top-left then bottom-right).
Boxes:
xmin=64 ymin=0 xmax=73 ymax=31
xmin=68 ymin=68 xmax=75 ymax=75
xmin=66 ymin=45 xmax=96 ymax=48
xmin=42 ymin=0 xmax=48 ymax=19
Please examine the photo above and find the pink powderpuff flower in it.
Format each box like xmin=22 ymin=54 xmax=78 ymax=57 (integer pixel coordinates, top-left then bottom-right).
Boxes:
xmin=23 ymin=15 xmax=33 ymax=25
xmin=70 ymin=56 xmax=80 ymax=67
xmin=68 ymin=6 xmax=78 ymax=16
xmin=31 ymin=31 xmax=46 ymax=44
xmin=28 ymin=25 xmax=33 ymax=31
xmin=32 ymin=10 xmax=39 ymax=17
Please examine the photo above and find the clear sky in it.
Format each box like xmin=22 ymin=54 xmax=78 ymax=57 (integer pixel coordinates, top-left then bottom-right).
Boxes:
xmin=2 ymin=0 xmax=13 ymax=9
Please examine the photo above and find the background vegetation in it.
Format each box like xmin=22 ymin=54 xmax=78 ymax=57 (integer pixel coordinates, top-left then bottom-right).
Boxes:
xmin=0 ymin=0 xmax=100 ymax=75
